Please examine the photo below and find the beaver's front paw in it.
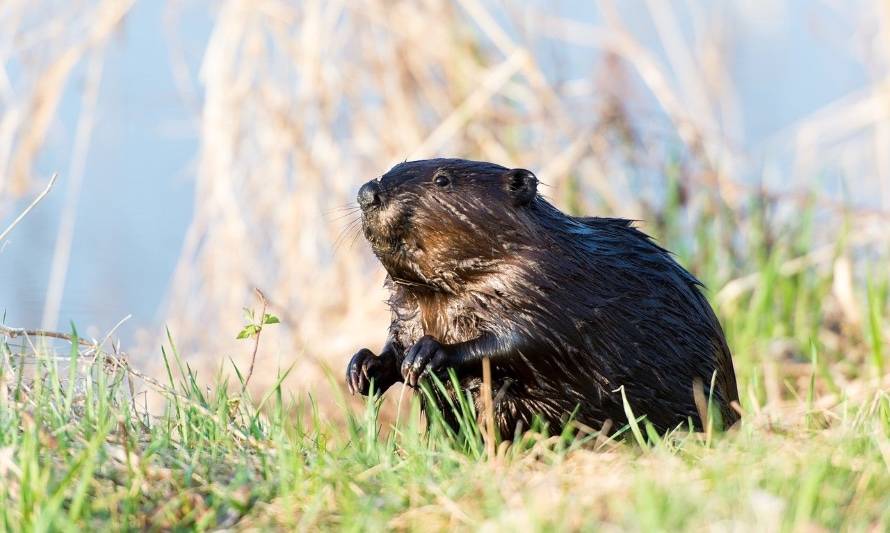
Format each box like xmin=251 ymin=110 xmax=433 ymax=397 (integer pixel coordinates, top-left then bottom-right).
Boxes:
xmin=401 ymin=335 xmax=451 ymax=388
xmin=346 ymin=348 xmax=395 ymax=396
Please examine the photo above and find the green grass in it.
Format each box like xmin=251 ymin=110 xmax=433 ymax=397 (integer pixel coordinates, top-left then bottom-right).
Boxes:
xmin=1 ymin=336 xmax=888 ymax=531
xmin=2 ymin=202 xmax=889 ymax=531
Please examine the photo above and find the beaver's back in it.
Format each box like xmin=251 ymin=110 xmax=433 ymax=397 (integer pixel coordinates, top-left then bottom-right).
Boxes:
xmin=404 ymin=214 xmax=739 ymax=434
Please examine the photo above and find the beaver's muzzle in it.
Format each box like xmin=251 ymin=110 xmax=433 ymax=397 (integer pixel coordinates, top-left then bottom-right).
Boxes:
xmin=357 ymin=180 xmax=382 ymax=211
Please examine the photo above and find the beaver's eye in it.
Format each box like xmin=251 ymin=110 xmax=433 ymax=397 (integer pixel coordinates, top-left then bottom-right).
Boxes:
xmin=434 ymin=174 xmax=450 ymax=188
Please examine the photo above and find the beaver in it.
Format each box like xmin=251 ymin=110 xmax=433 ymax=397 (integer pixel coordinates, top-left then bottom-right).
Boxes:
xmin=346 ymin=158 xmax=739 ymax=436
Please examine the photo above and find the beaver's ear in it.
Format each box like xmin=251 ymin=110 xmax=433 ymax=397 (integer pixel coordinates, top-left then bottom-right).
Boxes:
xmin=503 ymin=168 xmax=538 ymax=206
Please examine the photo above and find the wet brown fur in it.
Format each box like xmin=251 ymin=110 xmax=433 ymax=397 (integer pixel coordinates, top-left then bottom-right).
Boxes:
xmin=346 ymin=158 xmax=740 ymax=437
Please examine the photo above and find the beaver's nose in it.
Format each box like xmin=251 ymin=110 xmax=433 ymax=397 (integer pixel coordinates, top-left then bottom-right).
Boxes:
xmin=357 ymin=180 xmax=382 ymax=210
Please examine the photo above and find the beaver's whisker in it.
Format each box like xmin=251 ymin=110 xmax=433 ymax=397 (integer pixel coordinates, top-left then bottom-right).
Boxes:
xmin=346 ymin=223 xmax=364 ymax=250
xmin=332 ymin=217 xmax=362 ymax=255
xmin=328 ymin=209 xmax=364 ymax=222
xmin=324 ymin=204 xmax=363 ymax=222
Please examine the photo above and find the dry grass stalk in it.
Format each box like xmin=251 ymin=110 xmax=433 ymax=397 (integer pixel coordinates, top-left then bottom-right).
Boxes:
xmin=0 ymin=172 xmax=56 ymax=244
xmin=242 ymin=288 xmax=268 ymax=392
xmin=480 ymin=356 xmax=495 ymax=459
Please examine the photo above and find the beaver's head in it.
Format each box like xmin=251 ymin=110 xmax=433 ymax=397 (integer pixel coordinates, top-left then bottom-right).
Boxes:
xmin=357 ymin=158 xmax=539 ymax=290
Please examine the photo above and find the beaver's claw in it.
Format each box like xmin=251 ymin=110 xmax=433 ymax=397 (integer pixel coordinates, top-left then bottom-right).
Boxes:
xmin=346 ymin=348 xmax=385 ymax=396
xmin=347 ymin=345 xmax=402 ymax=395
xmin=401 ymin=335 xmax=451 ymax=388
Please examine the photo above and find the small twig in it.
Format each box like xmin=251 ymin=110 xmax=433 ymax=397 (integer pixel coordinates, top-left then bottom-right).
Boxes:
xmin=481 ymin=356 xmax=496 ymax=460
xmin=594 ymin=419 xmax=614 ymax=451
xmin=692 ymin=377 xmax=709 ymax=434
xmin=0 ymin=173 xmax=58 ymax=244
xmin=242 ymin=288 xmax=267 ymax=393
xmin=0 ymin=323 xmax=90 ymax=345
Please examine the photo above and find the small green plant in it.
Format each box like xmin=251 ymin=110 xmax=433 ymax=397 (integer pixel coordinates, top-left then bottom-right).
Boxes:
xmin=236 ymin=290 xmax=280 ymax=340
xmin=235 ymin=288 xmax=279 ymax=391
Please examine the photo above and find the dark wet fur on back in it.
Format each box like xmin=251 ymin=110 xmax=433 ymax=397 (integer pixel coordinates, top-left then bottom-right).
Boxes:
xmin=348 ymin=158 xmax=740 ymax=436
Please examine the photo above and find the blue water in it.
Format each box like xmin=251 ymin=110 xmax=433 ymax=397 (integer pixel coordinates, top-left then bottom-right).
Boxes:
xmin=0 ymin=1 xmax=208 ymax=341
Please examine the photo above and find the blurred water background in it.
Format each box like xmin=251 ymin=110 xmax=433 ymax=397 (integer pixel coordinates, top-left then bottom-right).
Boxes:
xmin=1 ymin=0 xmax=888 ymax=393
xmin=0 ymin=0 xmax=207 ymax=339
